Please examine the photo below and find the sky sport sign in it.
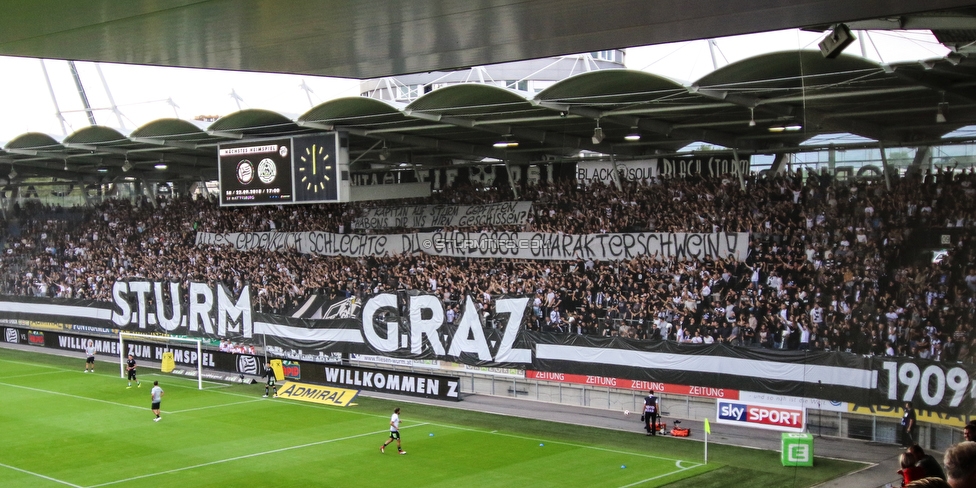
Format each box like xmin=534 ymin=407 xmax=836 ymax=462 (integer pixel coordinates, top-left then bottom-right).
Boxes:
xmin=716 ymin=400 xmax=806 ymax=432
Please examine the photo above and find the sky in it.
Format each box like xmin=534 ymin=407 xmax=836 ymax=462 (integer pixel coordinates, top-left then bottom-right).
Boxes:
xmin=0 ymin=28 xmax=952 ymax=146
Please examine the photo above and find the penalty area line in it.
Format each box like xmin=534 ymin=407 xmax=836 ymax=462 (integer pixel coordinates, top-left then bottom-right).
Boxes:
xmin=6 ymin=370 xmax=75 ymax=379
xmin=616 ymin=462 xmax=699 ymax=488
xmin=145 ymin=373 xmax=230 ymax=389
xmin=0 ymin=381 xmax=144 ymax=412
xmin=0 ymin=357 xmax=67 ymax=370
xmin=167 ymin=398 xmax=265 ymax=414
xmin=427 ymin=420 xmax=698 ymax=465
xmin=87 ymin=423 xmax=430 ymax=487
xmin=0 ymin=461 xmax=83 ymax=488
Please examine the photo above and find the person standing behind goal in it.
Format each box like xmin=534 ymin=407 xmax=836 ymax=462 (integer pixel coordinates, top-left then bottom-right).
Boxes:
xmin=126 ymin=354 xmax=141 ymax=388
xmin=263 ymin=363 xmax=278 ymax=398
xmin=84 ymin=340 xmax=96 ymax=373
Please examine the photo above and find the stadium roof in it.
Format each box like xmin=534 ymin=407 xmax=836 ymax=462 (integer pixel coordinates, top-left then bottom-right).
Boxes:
xmin=1 ymin=1 xmax=975 ymax=79
xmin=2 ymin=2 xmax=976 ymax=186
xmin=2 ymin=50 xmax=975 ymax=185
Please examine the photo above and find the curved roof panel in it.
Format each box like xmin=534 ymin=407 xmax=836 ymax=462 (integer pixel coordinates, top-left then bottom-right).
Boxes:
xmin=207 ymin=109 xmax=301 ymax=135
xmin=538 ymin=69 xmax=686 ymax=105
xmin=301 ymin=97 xmax=404 ymax=122
xmin=406 ymin=84 xmax=533 ymax=115
xmin=298 ymin=97 xmax=415 ymax=133
xmin=695 ymin=51 xmax=884 ymax=89
xmin=130 ymin=118 xmax=208 ymax=139
xmin=63 ymin=126 xmax=129 ymax=146
xmin=4 ymin=132 xmax=62 ymax=151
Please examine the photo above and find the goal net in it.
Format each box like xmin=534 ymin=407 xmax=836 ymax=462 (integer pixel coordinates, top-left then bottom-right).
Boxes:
xmin=118 ymin=332 xmax=203 ymax=390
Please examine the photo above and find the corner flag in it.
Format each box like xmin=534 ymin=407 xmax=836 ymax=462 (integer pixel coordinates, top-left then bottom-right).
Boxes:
xmin=704 ymin=417 xmax=711 ymax=464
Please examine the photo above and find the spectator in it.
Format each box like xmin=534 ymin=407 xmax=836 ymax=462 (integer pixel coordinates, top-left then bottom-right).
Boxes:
xmin=909 ymin=444 xmax=947 ymax=482
xmin=943 ymin=442 xmax=976 ymax=488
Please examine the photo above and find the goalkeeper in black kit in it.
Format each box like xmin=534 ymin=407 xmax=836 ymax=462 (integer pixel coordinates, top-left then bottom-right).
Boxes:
xmin=263 ymin=363 xmax=278 ymax=398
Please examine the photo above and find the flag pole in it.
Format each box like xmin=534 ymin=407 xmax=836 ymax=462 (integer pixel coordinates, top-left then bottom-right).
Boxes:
xmin=704 ymin=417 xmax=711 ymax=464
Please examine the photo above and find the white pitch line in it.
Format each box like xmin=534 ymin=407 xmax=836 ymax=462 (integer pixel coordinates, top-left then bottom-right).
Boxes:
xmin=0 ymin=376 xmax=281 ymax=418
xmin=167 ymin=399 xmax=264 ymax=414
xmin=425 ymin=420 xmax=699 ymax=464
xmin=145 ymin=373 xmax=229 ymax=388
xmin=87 ymin=423 xmax=430 ymax=487
xmin=0 ymin=461 xmax=84 ymax=488
xmin=616 ymin=464 xmax=697 ymax=488
xmin=0 ymin=357 xmax=66 ymax=370
xmin=0 ymin=381 xmax=145 ymax=412
xmin=5 ymin=370 xmax=74 ymax=379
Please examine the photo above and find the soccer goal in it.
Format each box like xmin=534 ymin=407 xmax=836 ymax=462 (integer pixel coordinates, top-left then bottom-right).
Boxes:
xmin=118 ymin=332 xmax=203 ymax=390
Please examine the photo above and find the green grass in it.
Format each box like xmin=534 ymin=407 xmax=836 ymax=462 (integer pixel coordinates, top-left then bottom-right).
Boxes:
xmin=0 ymin=348 xmax=862 ymax=487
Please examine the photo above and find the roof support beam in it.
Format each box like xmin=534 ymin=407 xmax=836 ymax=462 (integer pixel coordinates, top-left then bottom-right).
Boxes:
xmin=693 ymin=86 xmax=899 ymax=143
xmin=909 ymin=146 xmax=931 ymax=177
xmin=536 ymin=99 xmax=744 ymax=149
xmin=328 ymin=125 xmax=527 ymax=163
xmin=800 ymin=108 xmax=896 ymax=142
xmin=889 ymin=68 xmax=976 ymax=104
xmin=405 ymin=106 xmax=592 ymax=151
xmin=62 ymin=143 xmax=211 ymax=167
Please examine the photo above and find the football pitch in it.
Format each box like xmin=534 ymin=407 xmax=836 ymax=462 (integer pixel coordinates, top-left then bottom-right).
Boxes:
xmin=0 ymin=348 xmax=861 ymax=487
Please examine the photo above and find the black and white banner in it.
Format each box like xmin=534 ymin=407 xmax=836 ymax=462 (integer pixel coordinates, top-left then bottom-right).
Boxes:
xmin=658 ymin=155 xmax=750 ymax=178
xmin=577 ymin=160 xmax=657 ymax=185
xmin=196 ymin=230 xmax=749 ymax=261
xmin=311 ymin=363 xmax=460 ymax=401
xmin=2 ymin=290 xmax=975 ymax=415
xmin=352 ymin=201 xmax=532 ymax=230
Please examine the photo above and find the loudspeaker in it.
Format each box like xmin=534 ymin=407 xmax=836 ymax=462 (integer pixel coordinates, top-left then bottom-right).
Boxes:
xmin=818 ymin=24 xmax=855 ymax=59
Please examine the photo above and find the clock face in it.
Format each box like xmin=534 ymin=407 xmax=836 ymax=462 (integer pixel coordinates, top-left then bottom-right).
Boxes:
xmin=294 ymin=135 xmax=339 ymax=202
xmin=298 ymin=144 xmax=332 ymax=193
xmin=293 ymin=135 xmax=338 ymax=202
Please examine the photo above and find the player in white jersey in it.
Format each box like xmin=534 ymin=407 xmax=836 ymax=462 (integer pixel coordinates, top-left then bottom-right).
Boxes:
xmin=380 ymin=407 xmax=406 ymax=454
xmin=84 ymin=340 xmax=96 ymax=373
xmin=150 ymin=381 xmax=164 ymax=422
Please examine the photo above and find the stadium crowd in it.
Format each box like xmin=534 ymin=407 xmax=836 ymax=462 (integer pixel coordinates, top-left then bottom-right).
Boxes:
xmin=2 ymin=166 xmax=976 ymax=364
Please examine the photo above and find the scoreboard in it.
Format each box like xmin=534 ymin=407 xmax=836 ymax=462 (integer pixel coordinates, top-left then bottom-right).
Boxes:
xmin=218 ymin=133 xmax=340 ymax=206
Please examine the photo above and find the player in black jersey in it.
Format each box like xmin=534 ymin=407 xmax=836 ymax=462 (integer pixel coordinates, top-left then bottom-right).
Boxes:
xmin=263 ymin=363 xmax=278 ymax=398
xmin=126 ymin=354 xmax=141 ymax=388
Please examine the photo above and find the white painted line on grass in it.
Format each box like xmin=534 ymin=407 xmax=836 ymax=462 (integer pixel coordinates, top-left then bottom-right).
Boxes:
xmin=145 ymin=373 xmax=229 ymax=388
xmin=426 ymin=420 xmax=700 ymax=465
xmin=616 ymin=464 xmax=697 ymax=488
xmin=5 ymin=370 xmax=73 ymax=379
xmin=0 ymin=357 xmax=66 ymax=370
xmin=0 ymin=381 xmax=145 ymax=412
xmin=167 ymin=399 xmax=264 ymax=414
xmin=0 ymin=377 xmax=281 ymax=417
xmin=87 ymin=423 xmax=430 ymax=487
xmin=0 ymin=461 xmax=83 ymax=488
